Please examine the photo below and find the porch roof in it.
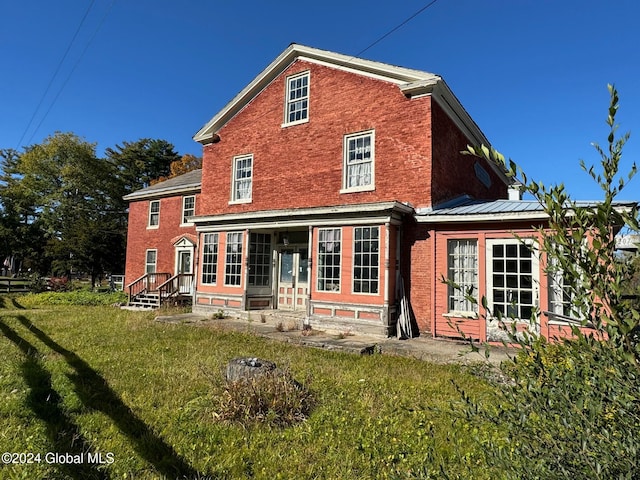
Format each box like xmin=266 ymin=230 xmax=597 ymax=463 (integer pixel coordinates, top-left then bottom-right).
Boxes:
xmin=191 ymin=201 xmax=414 ymax=231
xmin=415 ymin=196 xmax=637 ymax=223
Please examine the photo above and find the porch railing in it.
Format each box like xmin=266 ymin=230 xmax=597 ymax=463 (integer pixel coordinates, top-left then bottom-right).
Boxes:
xmin=157 ymin=274 xmax=194 ymax=302
xmin=127 ymin=272 xmax=171 ymax=302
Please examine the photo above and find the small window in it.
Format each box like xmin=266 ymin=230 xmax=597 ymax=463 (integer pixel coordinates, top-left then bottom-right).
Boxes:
xmin=342 ymin=131 xmax=375 ymax=192
xmin=284 ymin=71 xmax=309 ymax=125
xmin=201 ymin=233 xmax=218 ymax=285
xmin=225 ymin=232 xmax=243 ymax=286
xmin=353 ymin=227 xmax=379 ymax=294
xmin=231 ymin=155 xmax=252 ymax=203
xmin=182 ymin=196 xmax=195 ymax=224
xmin=148 ymin=200 xmax=160 ymax=227
xmin=447 ymin=239 xmax=478 ymax=314
xmin=317 ymin=228 xmax=341 ymax=292
xmin=145 ymin=249 xmax=157 ymax=273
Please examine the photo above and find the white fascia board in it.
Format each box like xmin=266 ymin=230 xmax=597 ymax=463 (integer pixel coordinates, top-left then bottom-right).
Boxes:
xmin=415 ymin=211 xmax=550 ymax=224
xmin=193 ymin=43 xmax=439 ymax=143
xmin=193 ymin=201 xmax=413 ymax=231
xmin=196 ymin=215 xmax=399 ymax=233
xmin=123 ymin=184 xmax=201 ymax=202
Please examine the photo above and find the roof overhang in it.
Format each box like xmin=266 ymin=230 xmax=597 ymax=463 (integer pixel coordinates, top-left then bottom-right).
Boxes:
xmin=122 ymin=183 xmax=200 ymax=202
xmin=192 ymin=201 xmax=414 ymax=232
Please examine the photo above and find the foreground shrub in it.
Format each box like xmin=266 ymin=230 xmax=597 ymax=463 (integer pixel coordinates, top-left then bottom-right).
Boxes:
xmin=213 ymin=369 xmax=314 ymax=427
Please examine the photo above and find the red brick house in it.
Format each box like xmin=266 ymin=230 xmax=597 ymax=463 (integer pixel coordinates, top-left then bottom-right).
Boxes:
xmin=124 ymin=44 xmax=621 ymax=340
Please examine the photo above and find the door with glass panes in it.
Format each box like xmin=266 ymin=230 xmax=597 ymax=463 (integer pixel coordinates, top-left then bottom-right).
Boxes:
xmin=277 ymin=247 xmax=309 ymax=310
xmin=486 ymin=239 xmax=539 ymax=340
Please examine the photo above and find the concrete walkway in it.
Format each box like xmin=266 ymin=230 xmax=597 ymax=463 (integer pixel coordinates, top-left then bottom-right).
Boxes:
xmin=155 ymin=313 xmax=514 ymax=367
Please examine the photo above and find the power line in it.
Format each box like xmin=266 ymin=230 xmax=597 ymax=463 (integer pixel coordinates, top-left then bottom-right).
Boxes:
xmin=355 ymin=0 xmax=440 ymax=57
xmin=16 ymin=0 xmax=97 ymax=149
xmin=26 ymin=0 xmax=116 ymax=146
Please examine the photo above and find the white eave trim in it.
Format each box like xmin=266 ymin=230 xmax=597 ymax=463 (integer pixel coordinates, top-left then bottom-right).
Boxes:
xmin=415 ymin=211 xmax=550 ymax=224
xmin=193 ymin=201 xmax=414 ymax=231
xmin=123 ymin=183 xmax=201 ymax=202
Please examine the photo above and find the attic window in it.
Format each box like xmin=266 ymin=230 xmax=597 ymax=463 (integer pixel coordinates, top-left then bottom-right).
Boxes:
xmin=283 ymin=71 xmax=309 ymax=126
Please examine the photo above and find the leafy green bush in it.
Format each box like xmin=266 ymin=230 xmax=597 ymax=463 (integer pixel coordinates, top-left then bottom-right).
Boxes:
xmin=213 ymin=369 xmax=315 ymax=427
xmin=19 ymin=290 xmax=127 ymax=307
xmin=442 ymin=85 xmax=640 ymax=479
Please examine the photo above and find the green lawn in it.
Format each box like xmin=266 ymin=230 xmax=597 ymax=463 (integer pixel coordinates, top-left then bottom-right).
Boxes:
xmin=0 ymin=303 xmax=498 ymax=479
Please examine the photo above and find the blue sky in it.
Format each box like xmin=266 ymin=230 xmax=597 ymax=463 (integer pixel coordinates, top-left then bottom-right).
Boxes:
xmin=2 ymin=0 xmax=639 ymax=200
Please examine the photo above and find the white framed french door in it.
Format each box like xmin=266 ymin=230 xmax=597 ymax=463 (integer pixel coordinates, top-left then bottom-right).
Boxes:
xmin=277 ymin=246 xmax=309 ymax=310
xmin=486 ymin=239 xmax=539 ymax=337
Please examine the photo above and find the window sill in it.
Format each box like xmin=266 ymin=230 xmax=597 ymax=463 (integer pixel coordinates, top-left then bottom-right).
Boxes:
xmin=228 ymin=198 xmax=252 ymax=205
xmin=340 ymin=185 xmax=375 ymax=194
xmin=442 ymin=312 xmax=478 ymax=320
xmin=146 ymin=225 xmax=159 ymax=230
xmin=180 ymin=222 xmax=194 ymax=227
xmin=281 ymin=118 xmax=309 ymax=128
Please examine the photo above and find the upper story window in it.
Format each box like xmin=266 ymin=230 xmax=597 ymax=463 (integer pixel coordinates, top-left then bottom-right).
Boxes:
xmin=342 ymin=130 xmax=375 ymax=193
xmin=284 ymin=71 xmax=309 ymax=126
xmin=231 ymin=154 xmax=253 ymax=203
xmin=148 ymin=200 xmax=160 ymax=228
xmin=181 ymin=196 xmax=195 ymax=224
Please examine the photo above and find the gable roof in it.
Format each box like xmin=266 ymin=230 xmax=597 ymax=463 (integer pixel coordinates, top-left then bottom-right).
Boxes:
xmin=192 ymin=43 xmax=494 ymax=158
xmin=122 ymin=169 xmax=202 ymax=201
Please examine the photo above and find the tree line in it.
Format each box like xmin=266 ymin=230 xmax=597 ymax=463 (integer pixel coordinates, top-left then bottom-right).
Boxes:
xmin=0 ymin=132 xmax=201 ymax=286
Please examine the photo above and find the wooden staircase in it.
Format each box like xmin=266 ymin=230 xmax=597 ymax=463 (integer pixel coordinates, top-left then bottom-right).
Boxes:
xmin=126 ymin=273 xmax=194 ymax=309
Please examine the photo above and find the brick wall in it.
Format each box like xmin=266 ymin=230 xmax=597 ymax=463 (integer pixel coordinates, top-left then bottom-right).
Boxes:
xmin=124 ymin=195 xmax=198 ymax=286
xmin=200 ymin=60 xmax=434 ymax=214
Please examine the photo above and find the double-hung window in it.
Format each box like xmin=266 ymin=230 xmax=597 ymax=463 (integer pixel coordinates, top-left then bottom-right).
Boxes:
xmin=201 ymin=233 xmax=219 ymax=285
xmin=248 ymin=232 xmax=271 ymax=287
xmin=148 ymin=200 xmax=160 ymax=227
xmin=353 ymin=227 xmax=379 ymax=294
xmin=317 ymin=228 xmax=341 ymax=292
xmin=225 ymin=232 xmax=243 ymax=286
xmin=343 ymin=130 xmax=375 ymax=192
xmin=447 ymin=239 xmax=478 ymax=314
xmin=145 ymin=249 xmax=157 ymax=273
xmin=284 ymin=71 xmax=309 ymax=125
xmin=231 ymin=155 xmax=252 ymax=203
xmin=181 ymin=196 xmax=195 ymax=224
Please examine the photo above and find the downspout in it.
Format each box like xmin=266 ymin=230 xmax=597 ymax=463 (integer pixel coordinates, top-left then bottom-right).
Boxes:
xmin=242 ymin=229 xmax=250 ymax=310
xmin=305 ymin=226 xmax=313 ymax=326
xmin=430 ymin=227 xmax=437 ymax=337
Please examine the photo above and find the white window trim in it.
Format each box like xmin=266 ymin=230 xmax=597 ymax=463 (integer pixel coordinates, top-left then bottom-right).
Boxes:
xmin=340 ymin=130 xmax=375 ymax=194
xmin=282 ymin=71 xmax=310 ymax=128
xmin=224 ymin=231 xmax=244 ymax=287
xmin=147 ymin=200 xmax=160 ymax=229
xmin=181 ymin=195 xmax=196 ymax=226
xmin=446 ymin=238 xmax=479 ymax=316
xmin=200 ymin=233 xmax=219 ymax=286
xmin=229 ymin=154 xmax=253 ymax=205
xmin=145 ymin=249 xmax=157 ymax=273
xmin=351 ymin=226 xmax=380 ymax=296
xmin=316 ymin=227 xmax=342 ymax=293
xmin=485 ymin=238 xmax=540 ymax=322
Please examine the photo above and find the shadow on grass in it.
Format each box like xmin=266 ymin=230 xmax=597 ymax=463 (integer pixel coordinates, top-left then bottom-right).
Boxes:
xmin=12 ymin=316 xmax=205 ymax=480
xmin=0 ymin=319 xmax=108 ymax=480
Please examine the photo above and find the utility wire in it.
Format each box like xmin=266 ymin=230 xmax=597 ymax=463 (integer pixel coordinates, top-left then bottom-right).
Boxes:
xmin=26 ymin=0 xmax=116 ymax=146
xmin=16 ymin=0 xmax=97 ymax=149
xmin=355 ymin=0 xmax=440 ymax=57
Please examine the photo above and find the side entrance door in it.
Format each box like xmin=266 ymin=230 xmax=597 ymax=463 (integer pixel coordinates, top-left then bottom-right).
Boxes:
xmin=176 ymin=249 xmax=193 ymax=294
xmin=277 ymin=247 xmax=309 ymax=310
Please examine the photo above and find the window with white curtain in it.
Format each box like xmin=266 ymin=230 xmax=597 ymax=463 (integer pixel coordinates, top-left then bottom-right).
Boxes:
xmin=343 ymin=130 xmax=374 ymax=192
xmin=447 ymin=239 xmax=478 ymax=314
xmin=231 ymin=155 xmax=252 ymax=202
xmin=317 ymin=228 xmax=341 ymax=292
